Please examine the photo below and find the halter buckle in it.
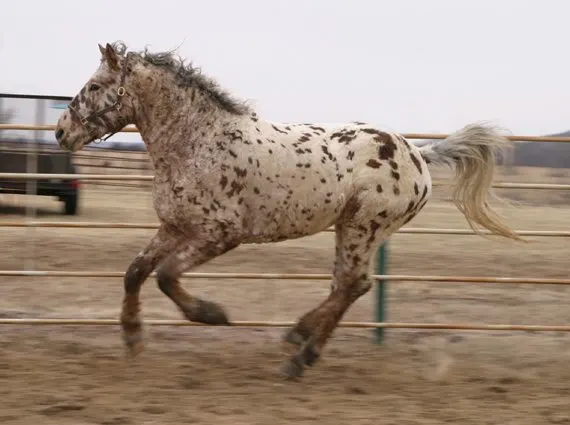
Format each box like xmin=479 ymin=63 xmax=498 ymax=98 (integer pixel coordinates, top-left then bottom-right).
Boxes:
xmin=117 ymin=87 xmax=126 ymax=97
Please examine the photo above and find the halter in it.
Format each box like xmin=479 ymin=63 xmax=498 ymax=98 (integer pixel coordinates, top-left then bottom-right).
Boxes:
xmin=67 ymin=55 xmax=131 ymax=144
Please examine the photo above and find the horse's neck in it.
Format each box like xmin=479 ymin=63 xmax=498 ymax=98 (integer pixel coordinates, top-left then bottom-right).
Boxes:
xmin=132 ymin=83 xmax=237 ymax=164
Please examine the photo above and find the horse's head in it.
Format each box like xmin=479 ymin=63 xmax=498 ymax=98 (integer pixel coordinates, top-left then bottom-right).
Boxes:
xmin=55 ymin=43 xmax=134 ymax=152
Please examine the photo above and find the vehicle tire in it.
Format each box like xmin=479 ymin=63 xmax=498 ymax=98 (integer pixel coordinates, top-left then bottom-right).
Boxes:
xmin=63 ymin=191 xmax=79 ymax=215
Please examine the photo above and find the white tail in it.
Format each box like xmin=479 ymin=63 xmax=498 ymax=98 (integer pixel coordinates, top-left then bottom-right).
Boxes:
xmin=419 ymin=123 xmax=524 ymax=242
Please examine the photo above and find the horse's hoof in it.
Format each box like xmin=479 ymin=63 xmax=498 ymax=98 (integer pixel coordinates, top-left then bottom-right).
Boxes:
xmin=300 ymin=341 xmax=320 ymax=367
xmin=122 ymin=326 xmax=144 ymax=358
xmin=280 ymin=357 xmax=305 ymax=380
xmin=190 ymin=299 xmax=231 ymax=325
xmin=126 ymin=340 xmax=144 ymax=358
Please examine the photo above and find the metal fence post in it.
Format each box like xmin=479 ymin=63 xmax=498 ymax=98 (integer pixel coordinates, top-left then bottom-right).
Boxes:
xmin=374 ymin=242 xmax=388 ymax=343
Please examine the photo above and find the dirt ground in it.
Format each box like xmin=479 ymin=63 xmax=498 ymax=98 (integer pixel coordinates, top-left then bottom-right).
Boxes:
xmin=1 ymin=177 xmax=569 ymax=424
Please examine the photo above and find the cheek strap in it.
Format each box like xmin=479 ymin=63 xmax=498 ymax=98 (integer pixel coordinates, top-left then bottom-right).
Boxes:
xmin=67 ymin=56 xmax=131 ymax=143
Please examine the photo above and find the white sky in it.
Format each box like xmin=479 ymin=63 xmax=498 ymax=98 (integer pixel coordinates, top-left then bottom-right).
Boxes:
xmin=1 ymin=0 xmax=569 ymax=141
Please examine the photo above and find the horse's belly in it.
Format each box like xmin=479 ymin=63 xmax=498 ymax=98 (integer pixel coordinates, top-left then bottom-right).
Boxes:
xmin=244 ymin=194 xmax=343 ymax=243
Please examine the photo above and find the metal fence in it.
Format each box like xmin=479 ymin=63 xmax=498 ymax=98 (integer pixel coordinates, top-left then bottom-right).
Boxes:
xmin=1 ymin=102 xmax=570 ymax=340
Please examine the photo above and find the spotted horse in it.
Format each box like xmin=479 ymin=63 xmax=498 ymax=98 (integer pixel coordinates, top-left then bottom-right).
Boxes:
xmin=55 ymin=42 xmax=524 ymax=380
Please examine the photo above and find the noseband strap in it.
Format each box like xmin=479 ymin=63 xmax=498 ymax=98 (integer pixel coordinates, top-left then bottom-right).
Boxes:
xmin=68 ymin=55 xmax=131 ymax=143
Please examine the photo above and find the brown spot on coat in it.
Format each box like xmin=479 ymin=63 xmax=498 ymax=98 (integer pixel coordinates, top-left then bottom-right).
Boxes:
xmin=404 ymin=200 xmax=415 ymax=215
xmin=410 ymin=152 xmax=423 ymax=174
xmin=321 ymin=145 xmax=334 ymax=161
xmin=338 ymin=130 xmax=357 ymax=144
xmin=419 ymin=185 xmax=428 ymax=203
xmin=366 ymin=159 xmax=382 ymax=169
xmin=402 ymin=212 xmax=417 ymax=225
xmin=271 ymin=124 xmax=287 ymax=134
xmin=342 ymin=196 xmax=362 ymax=218
xmin=367 ymin=219 xmax=381 ymax=248
xmin=227 ymin=181 xmax=245 ymax=197
xmin=378 ymin=138 xmax=397 ymax=160
xmin=309 ymin=125 xmax=325 ymax=133
xmin=234 ymin=167 xmax=247 ymax=178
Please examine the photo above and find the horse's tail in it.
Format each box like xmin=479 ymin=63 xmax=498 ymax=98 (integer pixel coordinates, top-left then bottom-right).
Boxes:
xmin=418 ymin=122 xmax=525 ymax=242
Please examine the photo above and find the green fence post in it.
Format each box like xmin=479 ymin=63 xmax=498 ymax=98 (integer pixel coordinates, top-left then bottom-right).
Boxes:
xmin=374 ymin=242 xmax=388 ymax=343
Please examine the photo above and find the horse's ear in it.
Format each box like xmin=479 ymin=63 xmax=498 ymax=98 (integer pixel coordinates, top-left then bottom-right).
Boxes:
xmin=102 ymin=43 xmax=119 ymax=71
xmin=98 ymin=43 xmax=106 ymax=56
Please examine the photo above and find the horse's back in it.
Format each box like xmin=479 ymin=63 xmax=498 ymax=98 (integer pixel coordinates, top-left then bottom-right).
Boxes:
xmin=254 ymin=119 xmax=433 ymax=218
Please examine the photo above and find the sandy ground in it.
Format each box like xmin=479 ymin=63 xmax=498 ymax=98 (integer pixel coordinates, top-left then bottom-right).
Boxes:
xmin=0 ymin=183 xmax=569 ymax=425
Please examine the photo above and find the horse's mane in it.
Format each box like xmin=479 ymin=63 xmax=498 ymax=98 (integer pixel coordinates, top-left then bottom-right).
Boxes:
xmin=111 ymin=41 xmax=252 ymax=116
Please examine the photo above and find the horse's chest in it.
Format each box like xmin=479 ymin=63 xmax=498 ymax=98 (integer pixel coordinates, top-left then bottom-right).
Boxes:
xmin=151 ymin=181 xmax=202 ymax=226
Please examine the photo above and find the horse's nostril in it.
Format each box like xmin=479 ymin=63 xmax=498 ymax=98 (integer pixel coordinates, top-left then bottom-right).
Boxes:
xmin=55 ymin=129 xmax=65 ymax=141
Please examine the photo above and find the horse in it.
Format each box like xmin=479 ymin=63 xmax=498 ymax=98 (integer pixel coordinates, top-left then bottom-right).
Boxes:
xmin=54 ymin=41 xmax=523 ymax=380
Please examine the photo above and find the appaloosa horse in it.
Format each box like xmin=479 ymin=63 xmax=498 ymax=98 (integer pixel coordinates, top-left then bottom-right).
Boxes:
xmin=55 ymin=41 xmax=523 ymax=379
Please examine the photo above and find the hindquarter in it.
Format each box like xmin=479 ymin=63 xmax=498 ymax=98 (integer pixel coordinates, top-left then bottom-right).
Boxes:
xmin=338 ymin=130 xmax=432 ymax=234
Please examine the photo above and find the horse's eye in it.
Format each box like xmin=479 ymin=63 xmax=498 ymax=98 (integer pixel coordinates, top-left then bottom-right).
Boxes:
xmin=89 ymin=83 xmax=100 ymax=92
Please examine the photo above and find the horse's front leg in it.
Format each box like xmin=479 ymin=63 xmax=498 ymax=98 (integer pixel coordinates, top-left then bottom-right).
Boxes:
xmin=121 ymin=224 xmax=182 ymax=357
xmin=155 ymin=238 xmax=240 ymax=325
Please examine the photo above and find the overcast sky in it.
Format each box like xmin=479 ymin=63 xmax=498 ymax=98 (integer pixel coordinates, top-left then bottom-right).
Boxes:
xmin=2 ymin=0 xmax=569 ymax=140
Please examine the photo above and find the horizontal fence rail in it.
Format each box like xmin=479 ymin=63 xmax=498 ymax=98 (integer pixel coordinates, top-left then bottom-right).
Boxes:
xmin=0 ymin=173 xmax=153 ymax=181
xmin=1 ymin=270 xmax=569 ymax=285
xmin=1 ymin=318 xmax=570 ymax=332
xmin=1 ymin=172 xmax=569 ymax=190
xmin=3 ymin=123 xmax=570 ymax=143
xmin=0 ymin=220 xmax=569 ymax=237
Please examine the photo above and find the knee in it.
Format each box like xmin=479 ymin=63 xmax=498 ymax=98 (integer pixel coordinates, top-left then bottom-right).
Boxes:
xmin=124 ymin=261 xmax=145 ymax=293
xmin=344 ymin=274 xmax=372 ymax=301
xmin=156 ymin=266 xmax=175 ymax=295
xmin=356 ymin=278 xmax=372 ymax=296
xmin=335 ymin=270 xmax=372 ymax=294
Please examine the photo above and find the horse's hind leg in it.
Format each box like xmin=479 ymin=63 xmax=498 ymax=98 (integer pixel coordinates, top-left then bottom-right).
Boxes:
xmin=282 ymin=221 xmax=388 ymax=379
xmin=121 ymin=224 xmax=182 ymax=356
xmin=155 ymin=239 xmax=240 ymax=325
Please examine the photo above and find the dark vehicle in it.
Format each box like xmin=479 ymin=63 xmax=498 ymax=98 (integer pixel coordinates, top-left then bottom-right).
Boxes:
xmin=0 ymin=148 xmax=80 ymax=215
